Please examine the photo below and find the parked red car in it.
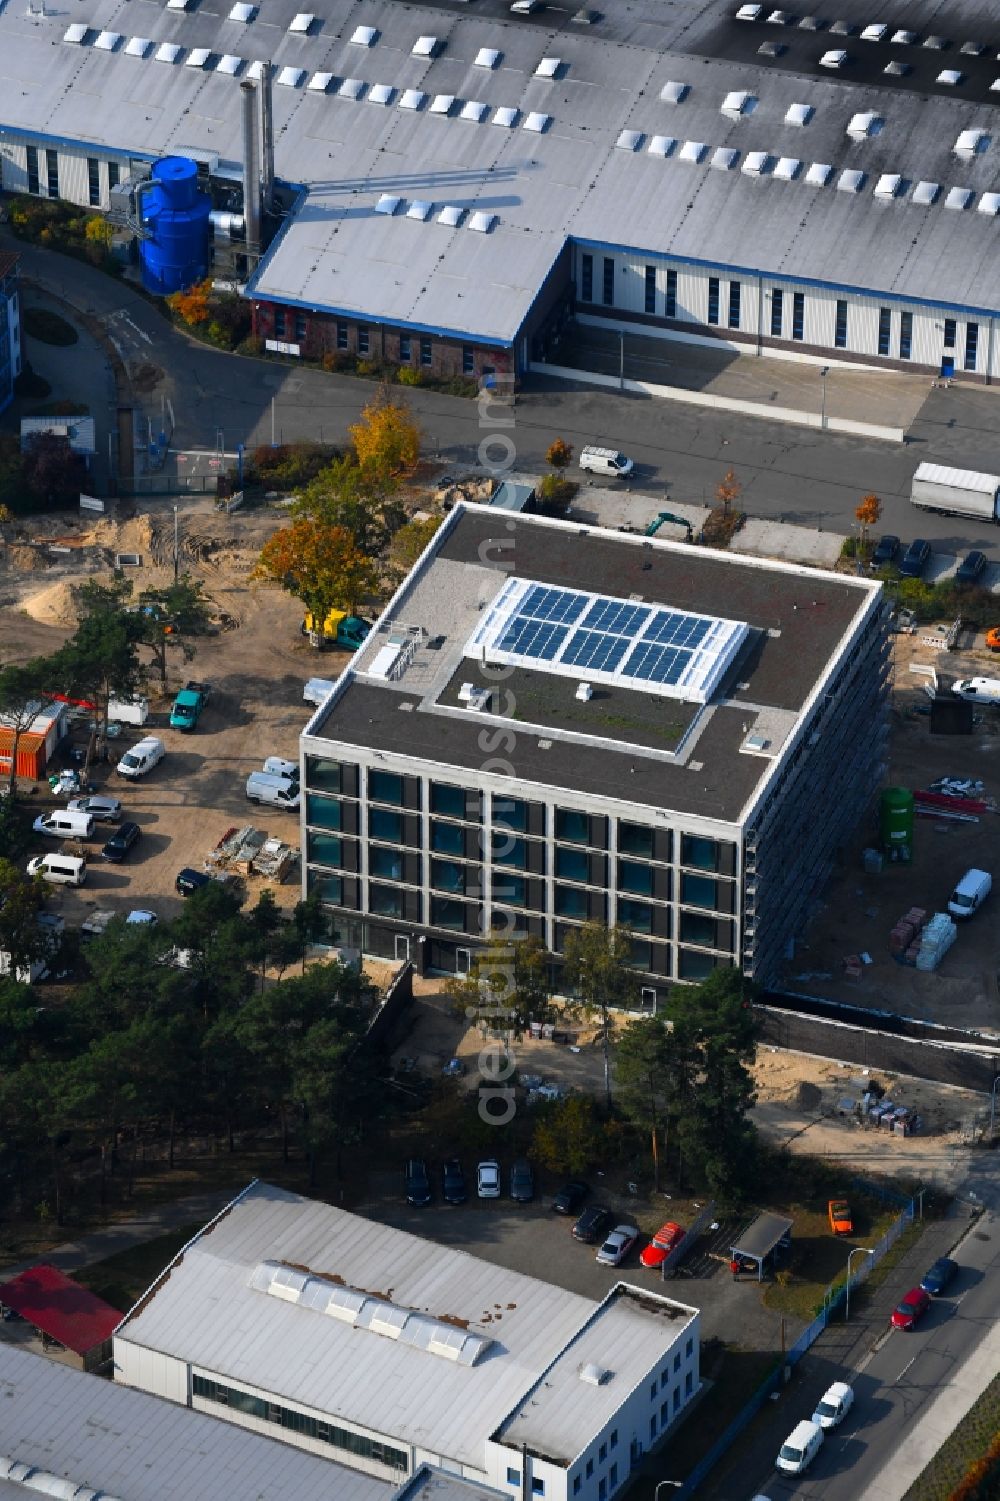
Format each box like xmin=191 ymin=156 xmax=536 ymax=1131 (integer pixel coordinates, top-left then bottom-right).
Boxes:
xmin=891 ymin=1287 xmax=931 ymax=1331
xmin=640 ymin=1222 xmax=685 ymax=1269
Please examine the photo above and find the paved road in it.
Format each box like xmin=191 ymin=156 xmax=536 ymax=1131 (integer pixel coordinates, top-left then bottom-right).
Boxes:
xmin=8 ymin=231 xmax=1000 ymax=552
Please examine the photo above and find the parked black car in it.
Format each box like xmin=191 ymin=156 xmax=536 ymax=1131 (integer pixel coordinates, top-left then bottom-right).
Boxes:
xmin=898 ymin=539 xmax=931 ymax=578
xmin=176 ymin=867 xmax=212 ymax=896
xmin=955 ymin=550 xmax=988 ymax=584
xmin=552 ymin=1180 xmax=589 ymax=1215
xmin=101 ymin=820 xmax=141 ymax=863
xmin=572 ymin=1206 xmax=615 ymax=1244
xmin=510 ymin=1159 xmax=535 ymax=1202
xmin=405 ymin=1158 xmax=432 ymax=1206
xmin=871 ymin=534 xmax=900 ymax=568
xmin=442 ymin=1158 xmax=467 ymax=1205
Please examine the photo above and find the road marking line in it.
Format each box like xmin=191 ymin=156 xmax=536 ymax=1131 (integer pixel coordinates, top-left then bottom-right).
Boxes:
xmin=895 ymin=1356 xmax=916 ymax=1384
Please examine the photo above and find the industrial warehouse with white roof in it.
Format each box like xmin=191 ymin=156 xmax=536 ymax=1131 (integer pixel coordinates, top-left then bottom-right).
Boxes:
xmin=113 ymin=1181 xmax=701 ymax=1501
xmin=2 ymin=0 xmax=1000 ymax=377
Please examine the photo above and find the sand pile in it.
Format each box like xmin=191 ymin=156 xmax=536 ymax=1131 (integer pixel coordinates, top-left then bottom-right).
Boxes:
xmin=23 ymin=578 xmax=79 ymax=627
xmin=88 ymin=515 xmax=152 ymax=554
xmin=6 ymin=545 xmax=47 ymax=573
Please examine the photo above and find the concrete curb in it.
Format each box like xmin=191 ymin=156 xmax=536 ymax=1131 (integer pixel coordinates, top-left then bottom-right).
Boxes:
xmin=531 ymin=361 xmax=908 ymax=445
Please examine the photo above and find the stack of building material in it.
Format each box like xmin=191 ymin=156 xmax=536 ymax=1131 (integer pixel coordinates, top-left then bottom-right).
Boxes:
xmin=889 ymin=906 xmax=926 ymax=961
xmin=251 ymin=837 xmax=296 ymax=883
xmin=206 ymin=825 xmax=268 ymax=874
xmin=915 ymin=912 xmax=957 ymax=971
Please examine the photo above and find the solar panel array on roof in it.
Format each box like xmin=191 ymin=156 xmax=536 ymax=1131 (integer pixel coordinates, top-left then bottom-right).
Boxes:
xmin=466 ymin=578 xmax=748 ymax=704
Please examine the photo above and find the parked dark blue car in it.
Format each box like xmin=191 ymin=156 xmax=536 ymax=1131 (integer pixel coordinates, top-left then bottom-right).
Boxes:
xmin=920 ymin=1257 xmax=958 ymax=1295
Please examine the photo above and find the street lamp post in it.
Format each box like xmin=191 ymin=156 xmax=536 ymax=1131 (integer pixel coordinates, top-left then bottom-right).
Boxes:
xmin=173 ymin=503 xmax=180 ymax=584
xmin=654 ymin=1484 xmax=683 ymax=1501
xmin=845 ymin=1247 xmax=874 ymax=1322
xmin=990 ymin=1074 xmax=1000 ymax=1134
xmin=820 ymin=365 xmax=830 ymax=430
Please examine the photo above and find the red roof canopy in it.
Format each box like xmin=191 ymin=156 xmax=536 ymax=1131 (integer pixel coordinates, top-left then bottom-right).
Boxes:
xmin=0 ymin=1264 xmax=123 ymax=1355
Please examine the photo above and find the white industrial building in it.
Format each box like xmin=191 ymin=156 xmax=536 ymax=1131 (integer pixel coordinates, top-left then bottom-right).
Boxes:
xmin=1 ymin=0 xmax=1000 ymax=379
xmin=113 ymin=1181 xmax=701 ymax=1501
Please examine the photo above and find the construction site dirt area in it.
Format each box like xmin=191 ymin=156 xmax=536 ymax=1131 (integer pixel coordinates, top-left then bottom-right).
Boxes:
xmin=0 ymin=498 xmax=326 ymax=925
xmin=779 ymin=628 xmax=1000 ymax=1034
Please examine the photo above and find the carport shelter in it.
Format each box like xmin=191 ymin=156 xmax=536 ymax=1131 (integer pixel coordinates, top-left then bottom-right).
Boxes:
xmin=730 ymin=1213 xmax=793 ymax=1281
xmin=0 ymin=1263 xmax=123 ymax=1371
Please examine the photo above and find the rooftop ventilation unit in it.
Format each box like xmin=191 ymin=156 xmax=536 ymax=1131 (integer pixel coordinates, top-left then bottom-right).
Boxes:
xmin=155 ymin=41 xmax=182 ymax=62
xmin=945 ymin=185 xmax=972 ymax=209
xmin=647 ymin=134 xmax=676 ymax=156
xmin=307 ymin=71 xmax=332 ymax=91
xmin=758 ymin=41 xmax=785 ymax=56
xmin=874 ymin=172 xmax=901 ymax=198
xmin=375 ymin=194 xmax=402 ymax=215
xmin=580 ymin=1363 xmax=610 ymax=1386
xmin=992 ymin=79 xmax=1000 ymax=93
xmin=799 ymin=15 xmax=825 ymax=29
xmin=766 ymin=8 xmax=788 ymax=22
xmin=399 ymin=89 xmax=426 ymax=110
xmin=722 ymin=89 xmax=753 ymax=116
xmin=711 ymin=146 xmax=739 ymax=169
xmin=912 ymin=179 xmax=939 ymax=204
xmin=277 ymin=65 xmax=305 ymax=86
xmin=960 ymin=40 xmax=984 ymax=56
xmin=828 ymin=18 xmax=852 ymax=33
xmin=804 ymin=161 xmax=833 ymax=185
xmin=63 ymin=22 xmax=88 ymax=43
xmin=229 ymin=2 xmax=256 ymax=21
xmin=923 ymin=35 xmax=948 ymax=49
xmin=185 ymin=48 xmax=212 ymax=68
xmin=407 ymin=199 xmax=433 ymax=220
xmin=978 ymin=192 xmax=1000 ymax=215
xmin=860 ymin=23 xmax=886 ymax=41
xmin=475 ymin=46 xmax=501 ymax=67
xmin=820 ymin=49 xmax=848 ymax=67
xmin=955 ymin=128 xmax=988 ymax=156
xmin=350 ymin=24 xmax=377 ymax=45
xmin=883 ymin=60 xmax=910 ymax=76
xmin=937 ymin=69 xmax=964 ymax=85
xmin=535 ymin=56 xmax=561 ymax=76
xmin=413 ymin=35 xmax=439 ymax=56
xmin=125 ymin=36 xmax=152 ymax=55
xmin=461 ymin=99 xmax=487 ymax=120
xmin=785 ymin=102 xmax=812 ymax=125
xmin=430 ymin=93 xmax=455 ymax=114
xmin=437 ymin=204 xmax=464 ymax=226
xmin=469 ymin=211 xmax=497 ymax=232
xmin=735 ymin=3 xmax=761 ymax=17
xmin=847 ymin=110 xmax=880 ymax=137
xmin=660 ymin=81 xmax=688 ymax=103
xmin=94 ymin=29 xmax=122 ymax=49
xmin=679 ymin=139 xmax=707 ymax=163
xmin=493 ymin=106 xmax=519 ymax=126
xmin=167 ymin=0 xmax=192 ymax=10
xmin=837 ymin=168 xmax=865 ymax=192
xmin=246 ymin=59 xmax=265 ymax=78
xmin=616 ymin=129 xmax=643 ymax=151
xmin=773 ymin=155 xmax=801 ymax=178
xmin=575 ymin=682 xmax=593 ymax=701
xmin=742 ymin=150 xmax=771 ymax=175
xmin=217 ymin=53 xmax=242 ymax=73
xmin=890 ymin=29 xmax=915 ymax=44
xmin=369 ymin=83 xmax=394 ymax=104
xmin=289 ymin=12 xmax=313 ymax=32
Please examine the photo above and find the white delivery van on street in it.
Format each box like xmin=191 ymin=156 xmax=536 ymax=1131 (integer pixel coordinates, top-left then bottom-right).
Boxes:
xmin=246 ymin=772 xmax=301 ymax=811
xmin=951 ymin=677 xmax=1000 ymax=704
xmin=32 ymin=809 xmax=95 ymax=841
xmin=775 ymin=1419 xmax=823 ymax=1475
xmin=27 ymin=853 xmax=87 ymax=886
xmin=579 ymin=446 xmax=635 ymax=479
xmin=947 ymin=868 xmax=991 ymax=919
xmin=263 ymin=756 xmax=299 ymax=781
xmin=116 ymin=736 xmax=165 ymax=779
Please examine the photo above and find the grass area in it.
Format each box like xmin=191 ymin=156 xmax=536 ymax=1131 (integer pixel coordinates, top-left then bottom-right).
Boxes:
xmin=903 ymin=1373 xmax=1000 ymax=1501
xmin=761 ymin=1196 xmax=900 ymax=1320
xmin=22 ymin=306 xmax=79 ymax=346
xmin=74 ymin=1224 xmax=205 ymax=1312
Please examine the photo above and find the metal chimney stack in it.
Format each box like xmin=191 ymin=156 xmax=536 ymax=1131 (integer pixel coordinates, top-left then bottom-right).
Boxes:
xmin=260 ymin=61 xmax=275 ymax=216
xmin=240 ymin=80 xmax=261 ymax=259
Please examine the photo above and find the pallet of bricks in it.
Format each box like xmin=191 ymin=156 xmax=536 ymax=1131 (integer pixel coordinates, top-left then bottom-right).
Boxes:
xmin=889 ymin=906 xmax=928 ymax=967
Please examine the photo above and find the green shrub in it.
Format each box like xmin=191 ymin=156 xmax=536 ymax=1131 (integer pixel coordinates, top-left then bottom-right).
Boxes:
xmin=22 ymin=307 xmax=78 ymax=347
xmin=397 ymin=366 xmax=424 ymax=387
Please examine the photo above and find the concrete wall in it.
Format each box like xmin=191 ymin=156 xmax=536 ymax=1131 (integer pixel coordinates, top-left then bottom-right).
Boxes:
xmin=572 ymin=242 xmax=996 ymax=381
xmin=114 ymin=1338 xmax=189 ymax=1403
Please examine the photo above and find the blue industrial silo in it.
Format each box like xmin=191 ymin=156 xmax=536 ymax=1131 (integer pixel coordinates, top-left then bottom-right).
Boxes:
xmin=140 ymin=156 xmax=212 ymax=296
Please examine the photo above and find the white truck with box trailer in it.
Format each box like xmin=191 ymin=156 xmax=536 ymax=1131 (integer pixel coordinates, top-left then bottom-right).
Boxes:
xmin=910 ymin=463 xmax=1000 ymax=521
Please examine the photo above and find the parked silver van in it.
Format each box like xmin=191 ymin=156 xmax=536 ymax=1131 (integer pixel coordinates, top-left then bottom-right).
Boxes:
xmin=246 ymin=772 xmax=301 ymax=811
xmin=27 ymin=853 xmax=87 ymax=887
xmin=32 ymin=809 xmax=95 ymax=840
xmin=579 ymin=445 xmax=635 ymax=479
xmin=947 ymin=868 xmax=991 ymax=919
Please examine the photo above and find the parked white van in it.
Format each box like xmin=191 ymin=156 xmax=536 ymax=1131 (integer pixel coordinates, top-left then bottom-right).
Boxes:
xmin=951 ymin=677 xmax=1000 ymax=703
xmin=246 ymin=772 xmax=301 ymax=811
xmin=811 ymin=1381 xmax=854 ymax=1430
xmin=27 ymin=853 xmax=87 ymax=887
xmin=579 ymin=445 xmax=635 ymax=479
xmin=263 ymin=756 xmax=299 ymax=781
xmin=775 ymin=1419 xmax=823 ymax=1475
xmin=116 ymin=736 xmax=165 ymax=779
xmin=32 ymin=809 xmax=95 ymax=840
xmin=947 ymin=868 xmax=992 ymax=919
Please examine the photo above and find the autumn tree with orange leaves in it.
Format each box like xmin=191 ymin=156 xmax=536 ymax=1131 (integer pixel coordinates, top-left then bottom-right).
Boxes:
xmin=349 ymin=387 xmax=421 ymax=482
xmin=253 ymin=520 xmax=380 ymax=621
xmin=855 ymin=493 xmax=882 ymax=558
xmin=166 ymin=278 xmax=213 ymax=327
